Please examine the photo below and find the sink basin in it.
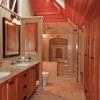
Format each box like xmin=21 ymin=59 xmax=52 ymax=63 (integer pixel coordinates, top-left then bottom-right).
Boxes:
xmin=15 ymin=63 xmax=33 ymax=67
xmin=0 ymin=71 xmax=11 ymax=78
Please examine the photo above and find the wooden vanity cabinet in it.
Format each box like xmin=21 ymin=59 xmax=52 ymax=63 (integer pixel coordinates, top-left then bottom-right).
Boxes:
xmin=17 ymin=66 xmax=37 ymax=100
xmin=7 ymin=77 xmax=17 ymax=100
xmin=0 ymin=65 xmax=38 ymax=100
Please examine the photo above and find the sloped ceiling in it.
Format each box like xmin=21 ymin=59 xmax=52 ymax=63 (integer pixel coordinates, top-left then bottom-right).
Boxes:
xmin=30 ymin=0 xmax=100 ymax=26
xmin=65 ymin=0 xmax=100 ymax=26
xmin=29 ymin=0 xmax=66 ymax=22
xmin=43 ymin=22 xmax=75 ymax=34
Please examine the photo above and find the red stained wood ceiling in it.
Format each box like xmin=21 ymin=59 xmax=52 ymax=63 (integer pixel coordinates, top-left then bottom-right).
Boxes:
xmin=65 ymin=0 xmax=100 ymax=26
xmin=30 ymin=0 xmax=100 ymax=26
xmin=29 ymin=0 xmax=66 ymax=22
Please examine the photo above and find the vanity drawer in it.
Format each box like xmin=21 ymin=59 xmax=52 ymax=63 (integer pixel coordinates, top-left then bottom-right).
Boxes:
xmin=18 ymin=69 xmax=29 ymax=84
xmin=7 ymin=77 xmax=17 ymax=100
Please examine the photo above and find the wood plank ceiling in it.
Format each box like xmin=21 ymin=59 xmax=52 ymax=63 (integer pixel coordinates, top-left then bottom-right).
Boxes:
xmin=29 ymin=0 xmax=66 ymax=22
xmin=65 ymin=0 xmax=100 ymax=26
xmin=29 ymin=0 xmax=100 ymax=27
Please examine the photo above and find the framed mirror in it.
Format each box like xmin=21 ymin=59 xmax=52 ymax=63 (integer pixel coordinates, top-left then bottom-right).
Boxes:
xmin=2 ymin=17 xmax=20 ymax=58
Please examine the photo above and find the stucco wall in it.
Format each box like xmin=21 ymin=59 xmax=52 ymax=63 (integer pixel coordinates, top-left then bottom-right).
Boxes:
xmin=0 ymin=5 xmax=12 ymax=60
xmin=18 ymin=0 xmax=33 ymax=17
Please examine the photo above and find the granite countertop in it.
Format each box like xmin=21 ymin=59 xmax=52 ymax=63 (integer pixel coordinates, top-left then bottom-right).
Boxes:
xmin=0 ymin=59 xmax=41 ymax=84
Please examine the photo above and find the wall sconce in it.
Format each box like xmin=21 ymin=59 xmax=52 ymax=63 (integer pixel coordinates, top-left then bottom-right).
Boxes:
xmin=12 ymin=17 xmax=17 ymax=24
xmin=11 ymin=14 xmax=21 ymax=25
xmin=42 ymin=33 xmax=46 ymax=37
xmin=17 ymin=18 xmax=21 ymax=25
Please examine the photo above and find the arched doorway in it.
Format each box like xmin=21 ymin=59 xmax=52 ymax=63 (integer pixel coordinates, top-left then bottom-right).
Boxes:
xmin=49 ymin=38 xmax=69 ymax=75
xmin=49 ymin=38 xmax=68 ymax=61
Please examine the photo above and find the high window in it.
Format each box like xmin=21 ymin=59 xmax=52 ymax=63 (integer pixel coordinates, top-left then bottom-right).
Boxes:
xmin=0 ymin=0 xmax=18 ymax=13
xmin=55 ymin=0 xmax=65 ymax=8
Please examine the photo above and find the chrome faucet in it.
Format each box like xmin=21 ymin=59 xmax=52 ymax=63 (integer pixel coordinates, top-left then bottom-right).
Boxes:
xmin=11 ymin=56 xmax=32 ymax=65
xmin=11 ymin=60 xmax=17 ymax=65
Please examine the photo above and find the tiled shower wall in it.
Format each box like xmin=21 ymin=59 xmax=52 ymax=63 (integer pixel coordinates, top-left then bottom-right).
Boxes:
xmin=43 ymin=22 xmax=79 ymax=76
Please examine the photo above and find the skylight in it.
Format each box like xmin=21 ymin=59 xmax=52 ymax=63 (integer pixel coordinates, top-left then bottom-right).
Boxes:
xmin=55 ymin=0 xmax=65 ymax=8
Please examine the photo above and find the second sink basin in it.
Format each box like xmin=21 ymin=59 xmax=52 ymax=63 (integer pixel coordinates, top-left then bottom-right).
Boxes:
xmin=0 ymin=71 xmax=11 ymax=78
xmin=15 ymin=63 xmax=33 ymax=67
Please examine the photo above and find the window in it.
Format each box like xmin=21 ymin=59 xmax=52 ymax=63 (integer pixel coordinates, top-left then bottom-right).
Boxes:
xmin=0 ymin=0 xmax=18 ymax=13
xmin=55 ymin=0 xmax=65 ymax=8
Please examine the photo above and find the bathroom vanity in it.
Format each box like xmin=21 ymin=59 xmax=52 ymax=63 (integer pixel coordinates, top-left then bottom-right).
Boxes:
xmin=0 ymin=60 xmax=40 ymax=100
xmin=0 ymin=4 xmax=43 ymax=100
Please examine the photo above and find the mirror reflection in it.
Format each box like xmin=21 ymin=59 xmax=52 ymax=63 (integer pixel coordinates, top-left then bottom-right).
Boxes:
xmin=3 ymin=17 xmax=20 ymax=58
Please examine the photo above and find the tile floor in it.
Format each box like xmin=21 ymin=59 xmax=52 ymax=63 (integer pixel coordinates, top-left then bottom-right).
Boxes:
xmin=30 ymin=74 xmax=86 ymax=100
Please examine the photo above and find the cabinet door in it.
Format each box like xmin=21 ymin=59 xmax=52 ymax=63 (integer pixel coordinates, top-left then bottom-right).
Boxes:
xmin=84 ymin=24 xmax=90 ymax=100
xmin=89 ymin=19 xmax=99 ymax=100
xmin=0 ymin=86 xmax=2 ymax=100
xmin=17 ymin=69 xmax=30 ymax=100
xmin=1 ymin=83 xmax=7 ymax=100
xmin=7 ymin=78 xmax=17 ymax=100
xmin=24 ymin=22 xmax=38 ymax=52
xmin=36 ymin=64 xmax=39 ymax=81
xmin=31 ymin=66 xmax=36 ymax=90
xmin=28 ymin=66 xmax=36 ymax=97
xmin=98 ymin=16 xmax=100 ymax=100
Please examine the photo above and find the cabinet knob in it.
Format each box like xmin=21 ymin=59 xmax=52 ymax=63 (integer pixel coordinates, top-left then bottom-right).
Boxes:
xmin=85 ymin=90 xmax=87 ymax=93
xmin=84 ymin=54 xmax=87 ymax=56
xmin=91 ymin=57 xmax=94 ymax=59
xmin=9 ymin=81 xmax=14 ymax=85
xmin=23 ymin=85 xmax=27 ymax=88
xmin=23 ymin=74 xmax=27 ymax=77
xmin=23 ymin=96 xmax=27 ymax=100
xmin=33 ymin=67 xmax=36 ymax=70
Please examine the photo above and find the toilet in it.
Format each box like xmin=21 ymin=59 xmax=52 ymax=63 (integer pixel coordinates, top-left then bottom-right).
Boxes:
xmin=42 ymin=71 xmax=49 ymax=86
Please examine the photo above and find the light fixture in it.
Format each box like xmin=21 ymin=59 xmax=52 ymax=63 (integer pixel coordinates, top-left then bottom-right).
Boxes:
xmin=42 ymin=33 xmax=46 ymax=37
xmin=11 ymin=14 xmax=21 ymax=25
xmin=17 ymin=18 xmax=21 ymax=25
xmin=12 ymin=17 xmax=17 ymax=24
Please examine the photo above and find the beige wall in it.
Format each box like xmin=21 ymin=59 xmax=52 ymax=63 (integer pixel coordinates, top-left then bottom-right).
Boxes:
xmin=0 ymin=5 xmax=43 ymax=63
xmin=0 ymin=5 xmax=13 ymax=60
xmin=21 ymin=0 xmax=33 ymax=17
xmin=43 ymin=22 xmax=78 ymax=61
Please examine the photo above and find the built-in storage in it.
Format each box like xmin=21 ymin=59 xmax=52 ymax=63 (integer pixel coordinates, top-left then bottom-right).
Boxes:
xmin=0 ymin=65 xmax=37 ymax=100
xmin=17 ymin=66 xmax=37 ymax=100
xmin=84 ymin=16 xmax=100 ymax=100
